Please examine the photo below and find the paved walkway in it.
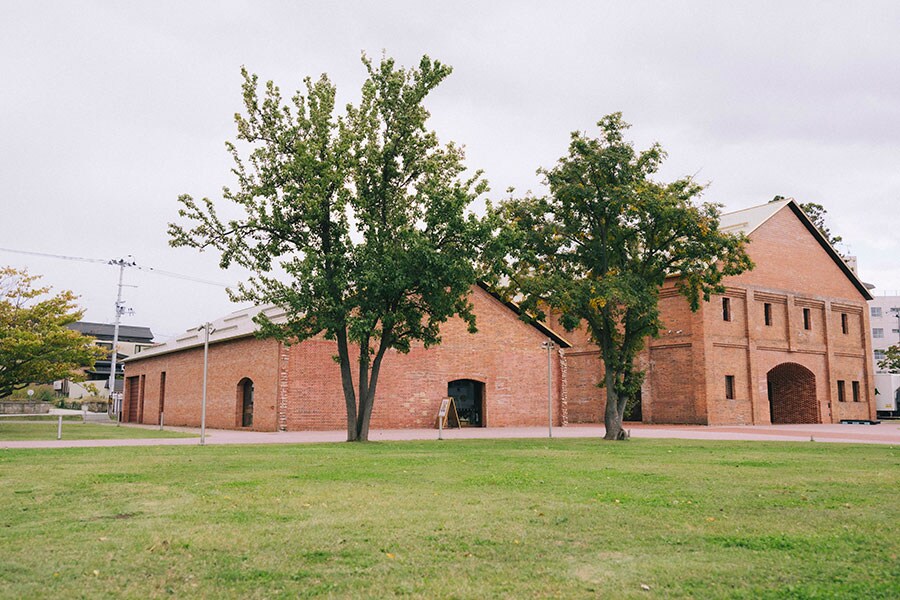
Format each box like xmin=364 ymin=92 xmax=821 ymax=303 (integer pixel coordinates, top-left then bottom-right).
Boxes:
xmin=2 ymin=421 xmax=898 ymax=449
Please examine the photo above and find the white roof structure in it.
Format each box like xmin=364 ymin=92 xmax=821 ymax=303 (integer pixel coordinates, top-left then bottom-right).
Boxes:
xmin=718 ymin=198 xmax=791 ymax=236
xmin=123 ymin=304 xmax=286 ymax=362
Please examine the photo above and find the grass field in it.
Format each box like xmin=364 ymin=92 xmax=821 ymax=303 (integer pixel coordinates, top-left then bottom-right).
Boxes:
xmin=0 ymin=439 xmax=897 ymax=598
xmin=0 ymin=422 xmax=197 ymax=441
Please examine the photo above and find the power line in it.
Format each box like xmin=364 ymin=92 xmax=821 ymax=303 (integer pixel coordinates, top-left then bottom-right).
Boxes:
xmin=0 ymin=246 xmax=230 ymax=288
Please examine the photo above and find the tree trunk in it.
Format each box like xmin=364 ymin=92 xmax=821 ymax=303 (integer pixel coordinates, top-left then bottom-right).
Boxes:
xmin=603 ymin=368 xmax=627 ymax=440
xmin=355 ymin=335 xmax=391 ymax=442
xmin=336 ymin=329 xmax=358 ymax=442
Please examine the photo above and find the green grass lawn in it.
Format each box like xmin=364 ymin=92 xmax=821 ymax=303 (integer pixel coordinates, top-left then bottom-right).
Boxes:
xmin=0 ymin=422 xmax=197 ymax=441
xmin=0 ymin=439 xmax=897 ymax=598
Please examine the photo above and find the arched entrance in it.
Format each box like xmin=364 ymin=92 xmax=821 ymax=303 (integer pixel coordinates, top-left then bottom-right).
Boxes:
xmin=448 ymin=379 xmax=484 ymax=427
xmin=238 ymin=378 xmax=254 ymax=428
xmin=766 ymin=363 xmax=818 ymax=424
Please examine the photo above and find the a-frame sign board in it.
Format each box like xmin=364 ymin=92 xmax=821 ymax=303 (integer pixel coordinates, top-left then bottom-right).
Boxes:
xmin=437 ymin=396 xmax=461 ymax=429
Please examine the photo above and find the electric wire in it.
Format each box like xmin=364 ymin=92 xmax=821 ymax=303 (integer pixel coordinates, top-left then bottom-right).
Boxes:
xmin=0 ymin=246 xmax=230 ymax=288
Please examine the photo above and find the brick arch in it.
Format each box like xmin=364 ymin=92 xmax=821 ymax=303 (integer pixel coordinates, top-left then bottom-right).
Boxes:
xmin=766 ymin=363 xmax=818 ymax=424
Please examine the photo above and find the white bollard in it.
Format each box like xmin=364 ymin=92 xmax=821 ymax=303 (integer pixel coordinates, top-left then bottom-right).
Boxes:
xmin=57 ymin=415 xmax=62 ymax=440
xmin=159 ymin=412 xmax=164 ymax=431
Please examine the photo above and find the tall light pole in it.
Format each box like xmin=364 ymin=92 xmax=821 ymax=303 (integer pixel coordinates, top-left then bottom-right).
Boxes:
xmin=199 ymin=322 xmax=215 ymax=446
xmin=541 ymin=338 xmax=555 ymax=438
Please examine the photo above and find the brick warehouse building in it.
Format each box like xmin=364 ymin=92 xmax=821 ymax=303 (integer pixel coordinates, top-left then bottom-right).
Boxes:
xmin=122 ymin=199 xmax=877 ymax=430
xmin=121 ymin=283 xmax=571 ymax=431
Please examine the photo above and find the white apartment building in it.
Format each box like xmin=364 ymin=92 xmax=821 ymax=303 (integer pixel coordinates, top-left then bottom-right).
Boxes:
xmin=870 ymin=294 xmax=900 ymax=416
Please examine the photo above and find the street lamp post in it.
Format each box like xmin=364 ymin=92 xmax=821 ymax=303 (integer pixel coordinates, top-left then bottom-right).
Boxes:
xmin=541 ymin=338 xmax=555 ymax=438
xmin=198 ymin=322 xmax=215 ymax=446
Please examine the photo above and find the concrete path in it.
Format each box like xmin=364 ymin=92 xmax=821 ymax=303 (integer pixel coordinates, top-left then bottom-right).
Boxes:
xmin=2 ymin=421 xmax=898 ymax=449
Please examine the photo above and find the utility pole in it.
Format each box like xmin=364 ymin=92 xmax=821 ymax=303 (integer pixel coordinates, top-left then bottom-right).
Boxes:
xmin=107 ymin=257 xmax=135 ymax=424
xmin=541 ymin=338 xmax=556 ymax=438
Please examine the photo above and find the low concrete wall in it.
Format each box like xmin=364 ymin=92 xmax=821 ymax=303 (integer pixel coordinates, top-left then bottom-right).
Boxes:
xmin=0 ymin=401 xmax=52 ymax=415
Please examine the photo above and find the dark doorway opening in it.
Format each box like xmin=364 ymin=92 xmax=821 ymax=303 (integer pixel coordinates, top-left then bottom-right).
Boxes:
xmin=448 ymin=379 xmax=484 ymax=427
xmin=766 ymin=363 xmax=818 ymax=424
xmin=623 ymin=390 xmax=643 ymax=422
xmin=239 ymin=378 xmax=254 ymax=428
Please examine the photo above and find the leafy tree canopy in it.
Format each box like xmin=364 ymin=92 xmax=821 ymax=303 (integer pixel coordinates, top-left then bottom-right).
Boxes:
xmin=0 ymin=267 xmax=105 ymax=399
xmin=498 ymin=114 xmax=753 ymax=439
xmin=169 ymin=55 xmax=495 ymax=441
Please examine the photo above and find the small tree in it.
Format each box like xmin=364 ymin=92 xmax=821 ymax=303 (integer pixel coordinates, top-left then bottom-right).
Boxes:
xmin=499 ymin=114 xmax=752 ymax=440
xmin=169 ymin=55 xmax=493 ymax=441
xmin=0 ymin=267 xmax=105 ymax=398
xmin=879 ymin=345 xmax=900 ymax=373
xmin=797 ymin=201 xmax=843 ymax=248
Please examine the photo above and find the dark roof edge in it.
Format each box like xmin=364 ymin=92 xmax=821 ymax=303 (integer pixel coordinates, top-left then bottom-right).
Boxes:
xmin=475 ymin=281 xmax=572 ymax=348
xmin=784 ymin=201 xmax=874 ymax=301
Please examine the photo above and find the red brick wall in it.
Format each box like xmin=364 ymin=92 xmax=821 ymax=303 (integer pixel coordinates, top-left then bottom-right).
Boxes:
xmin=123 ymin=337 xmax=281 ymax=430
xmin=282 ymin=286 xmax=564 ymax=431
xmin=727 ymin=208 xmax=862 ymax=299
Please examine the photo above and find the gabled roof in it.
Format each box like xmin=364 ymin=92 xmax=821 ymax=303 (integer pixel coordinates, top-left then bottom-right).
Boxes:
xmin=718 ymin=199 xmax=873 ymax=301
xmin=69 ymin=321 xmax=154 ymax=343
xmin=476 ymin=282 xmax=571 ymax=348
xmin=126 ymin=284 xmax=572 ymax=362
xmin=123 ymin=305 xmax=286 ymax=362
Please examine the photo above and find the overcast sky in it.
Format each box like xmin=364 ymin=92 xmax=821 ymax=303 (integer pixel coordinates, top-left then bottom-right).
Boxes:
xmin=2 ymin=1 xmax=899 ymax=341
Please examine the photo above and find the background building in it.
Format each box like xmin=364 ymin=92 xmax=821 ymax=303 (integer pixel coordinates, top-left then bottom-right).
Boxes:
xmin=56 ymin=322 xmax=154 ymax=399
xmin=869 ymin=294 xmax=900 ymax=417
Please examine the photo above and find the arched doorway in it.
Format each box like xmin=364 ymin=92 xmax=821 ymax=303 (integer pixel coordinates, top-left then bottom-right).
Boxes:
xmin=766 ymin=363 xmax=818 ymax=424
xmin=238 ymin=378 xmax=254 ymax=428
xmin=448 ymin=379 xmax=484 ymax=427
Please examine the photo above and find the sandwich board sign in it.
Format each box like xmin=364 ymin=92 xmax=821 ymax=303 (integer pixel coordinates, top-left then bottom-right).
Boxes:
xmin=437 ymin=396 xmax=461 ymax=430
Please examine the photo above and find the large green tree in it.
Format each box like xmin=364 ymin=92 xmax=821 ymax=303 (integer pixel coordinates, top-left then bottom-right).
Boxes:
xmin=498 ymin=114 xmax=753 ymax=440
xmin=0 ymin=267 xmax=105 ymax=398
xmin=169 ymin=55 xmax=493 ymax=441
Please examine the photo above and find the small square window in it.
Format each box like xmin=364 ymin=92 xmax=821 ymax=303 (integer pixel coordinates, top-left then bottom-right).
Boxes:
xmin=764 ymin=303 xmax=772 ymax=326
xmin=837 ymin=380 xmax=846 ymax=403
xmin=841 ymin=313 xmax=848 ymax=334
xmin=725 ymin=375 xmax=735 ymax=400
xmin=874 ymin=349 xmax=885 ymax=360
xmin=871 ymin=307 xmax=882 ymax=318
xmin=851 ymin=381 xmax=860 ymax=403
xmin=873 ymin=328 xmax=884 ymax=338
xmin=803 ymin=308 xmax=811 ymax=330
xmin=722 ymin=298 xmax=732 ymax=322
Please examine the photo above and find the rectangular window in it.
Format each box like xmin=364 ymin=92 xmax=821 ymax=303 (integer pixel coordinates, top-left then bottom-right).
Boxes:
xmin=159 ymin=372 xmax=166 ymax=416
xmin=871 ymin=307 xmax=882 ymax=318
xmin=725 ymin=375 xmax=735 ymax=400
xmin=837 ymin=380 xmax=846 ymax=403
xmin=875 ymin=349 xmax=886 ymax=361
xmin=852 ymin=381 xmax=860 ymax=403
xmin=803 ymin=308 xmax=811 ymax=330
xmin=873 ymin=328 xmax=884 ymax=338
xmin=722 ymin=297 xmax=732 ymax=322
xmin=764 ymin=303 xmax=772 ymax=326
xmin=841 ymin=313 xmax=848 ymax=334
